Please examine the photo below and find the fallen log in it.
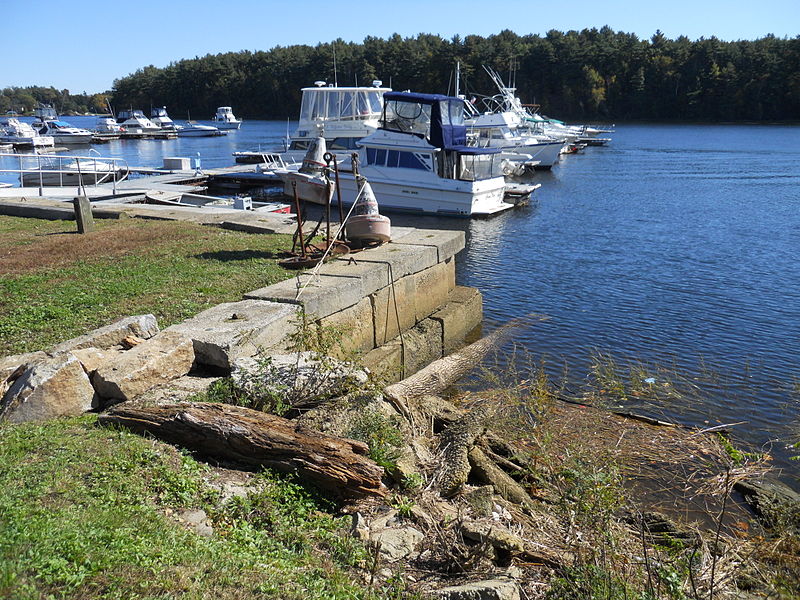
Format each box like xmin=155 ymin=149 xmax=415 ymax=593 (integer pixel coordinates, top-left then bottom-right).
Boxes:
xmin=98 ymin=402 xmax=386 ymax=499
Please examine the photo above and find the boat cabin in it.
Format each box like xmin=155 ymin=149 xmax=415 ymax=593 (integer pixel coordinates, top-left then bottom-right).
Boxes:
xmin=372 ymin=91 xmax=501 ymax=182
xmin=116 ymin=109 xmax=148 ymax=123
xmin=33 ymin=105 xmax=58 ymax=121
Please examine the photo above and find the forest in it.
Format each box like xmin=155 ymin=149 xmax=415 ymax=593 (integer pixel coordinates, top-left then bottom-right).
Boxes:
xmin=6 ymin=28 xmax=800 ymax=122
xmin=0 ymin=87 xmax=109 ymax=117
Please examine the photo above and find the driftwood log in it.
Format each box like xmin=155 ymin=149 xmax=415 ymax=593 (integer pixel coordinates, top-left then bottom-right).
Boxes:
xmin=98 ymin=402 xmax=386 ymax=499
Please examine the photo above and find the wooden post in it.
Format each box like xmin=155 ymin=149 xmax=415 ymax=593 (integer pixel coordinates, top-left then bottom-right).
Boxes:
xmin=73 ymin=196 xmax=94 ymax=234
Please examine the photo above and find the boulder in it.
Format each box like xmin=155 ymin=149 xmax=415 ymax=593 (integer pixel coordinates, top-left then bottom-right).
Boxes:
xmin=1 ymin=354 xmax=98 ymax=423
xmin=1 ymin=351 xmax=47 ymax=382
xmin=734 ymin=478 xmax=800 ymax=531
xmin=49 ymin=314 xmax=159 ymax=355
xmin=431 ymin=579 xmax=521 ymax=600
xmin=460 ymin=521 xmax=526 ymax=554
xmin=92 ymin=331 xmax=195 ymax=403
xmin=70 ymin=347 xmax=122 ymax=376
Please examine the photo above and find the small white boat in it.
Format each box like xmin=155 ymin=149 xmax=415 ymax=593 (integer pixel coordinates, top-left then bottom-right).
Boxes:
xmin=94 ymin=115 xmax=123 ymax=133
xmin=150 ymin=107 xmax=176 ymax=130
xmin=0 ymin=118 xmax=54 ymax=147
xmin=212 ymin=106 xmax=241 ymax=129
xmin=116 ymin=109 xmax=161 ymax=133
xmin=177 ymin=121 xmax=225 ymax=137
xmin=32 ymin=119 xmax=93 ymax=144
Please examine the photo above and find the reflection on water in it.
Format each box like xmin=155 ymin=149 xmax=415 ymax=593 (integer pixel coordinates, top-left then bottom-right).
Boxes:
xmin=2 ymin=120 xmax=800 ymax=477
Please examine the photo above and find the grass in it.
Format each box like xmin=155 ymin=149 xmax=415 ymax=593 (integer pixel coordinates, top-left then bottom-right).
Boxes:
xmin=0 ymin=216 xmax=294 ymax=355
xmin=0 ymin=416 xmax=402 ymax=599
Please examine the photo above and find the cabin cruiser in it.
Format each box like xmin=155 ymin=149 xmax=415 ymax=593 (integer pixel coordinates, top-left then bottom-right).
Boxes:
xmin=288 ymin=92 xmax=513 ymax=217
xmin=94 ymin=115 xmax=123 ymax=133
xmin=0 ymin=118 xmax=54 ymax=147
xmin=116 ymin=109 xmax=160 ymax=133
xmin=150 ymin=107 xmax=176 ymax=129
xmin=33 ymin=119 xmax=93 ymax=145
xmin=212 ymin=106 xmax=241 ymax=129
xmin=282 ymin=80 xmax=391 ymax=162
xmin=466 ymin=110 xmax=564 ymax=170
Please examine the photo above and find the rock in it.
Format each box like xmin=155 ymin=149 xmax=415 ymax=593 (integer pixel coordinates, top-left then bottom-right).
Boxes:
xmin=460 ymin=521 xmax=526 ymax=554
xmin=70 ymin=347 xmax=122 ymax=376
xmin=431 ymin=579 xmax=521 ymax=600
xmin=164 ymin=300 xmax=298 ymax=370
xmin=370 ymin=525 xmax=424 ymax=562
xmin=121 ymin=335 xmax=145 ymax=349
xmin=464 ymin=486 xmax=496 ymax=517
xmin=1 ymin=354 xmax=99 ymax=423
xmin=49 ymin=314 xmax=159 ymax=355
xmin=177 ymin=508 xmax=213 ymax=537
xmin=468 ymin=448 xmax=535 ymax=508
xmin=350 ymin=512 xmax=370 ymax=541
xmin=232 ymin=352 xmax=369 ymax=410
xmin=92 ymin=331 xmax=195 ymax=403
xmin=734 ymin=478 xmax=800 ymax=531
xmin=1 ymin=351 xmax=47 ymax=383
xmin=131 ymin=375 xmax=220 ymax=406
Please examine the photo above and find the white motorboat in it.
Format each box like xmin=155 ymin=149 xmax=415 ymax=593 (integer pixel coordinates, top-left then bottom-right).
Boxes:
xmin=116 ymin=109 xmax=161 ymax=132
xmin=94 ymin=115 xmax=123 ymax=133
xmin=466 ymin=110 xmax=564 ymax=170
xmin=0 ymin=118 xmax=54 ymax=147
xmin=150 ymin=107 xmax=177 ymax=130
xmin=299 ymin=92 xmax=513 ymax=217
xmin=176 ymin=121 xmax=225 ymax=137
xmin=32 ymin=119 xmax=93 ymax=144
xmin=212 ymin=106 xmax=241 ymax=129
xmin=282 ymin=80 xmax=391 ymax=161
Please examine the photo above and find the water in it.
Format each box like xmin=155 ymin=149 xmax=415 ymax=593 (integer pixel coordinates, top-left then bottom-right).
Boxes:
xmin=3 ymin=118 xmax=800 ymax=476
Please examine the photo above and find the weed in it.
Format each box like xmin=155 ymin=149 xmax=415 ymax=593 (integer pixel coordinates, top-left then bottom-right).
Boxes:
xmin=390 ymin=495 xmax=416 ymax=519
xmin=347 ymin=410 xmax=405 ymax=472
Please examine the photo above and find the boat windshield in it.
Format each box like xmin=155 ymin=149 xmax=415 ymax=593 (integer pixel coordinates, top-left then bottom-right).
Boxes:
xmin=50 ymin=121 xmax=73 ymax=128
xmin=383 ymin=99 xmax=433 ymax=135
xmin=152 ymin=108 xmax=168 ymax=117
xmin=299 ymin=88 xmax=385 ymax=122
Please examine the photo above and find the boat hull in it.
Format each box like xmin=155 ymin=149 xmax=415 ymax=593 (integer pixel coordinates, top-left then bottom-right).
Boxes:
xmin=214 ymin=121 xmax=241 ymax=130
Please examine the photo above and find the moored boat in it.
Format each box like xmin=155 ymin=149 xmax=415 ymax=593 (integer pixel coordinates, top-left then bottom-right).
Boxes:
xmin=212 ymin=106 xmax=242 ymax=129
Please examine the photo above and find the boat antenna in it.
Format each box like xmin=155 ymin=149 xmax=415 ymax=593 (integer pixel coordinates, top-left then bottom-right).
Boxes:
xmin=332 ymin=42 xmax=338 ymax=87
xmin=455 ymin=61 xmax=461 ymax=98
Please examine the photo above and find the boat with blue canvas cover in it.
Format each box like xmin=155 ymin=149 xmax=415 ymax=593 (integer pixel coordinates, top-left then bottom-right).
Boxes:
xmin=312 ymin=91 xmax=513 ymax=216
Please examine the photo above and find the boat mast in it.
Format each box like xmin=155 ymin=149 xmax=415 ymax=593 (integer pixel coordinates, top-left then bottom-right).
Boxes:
xmin=455 ymin=61 xmax=460 ymax=98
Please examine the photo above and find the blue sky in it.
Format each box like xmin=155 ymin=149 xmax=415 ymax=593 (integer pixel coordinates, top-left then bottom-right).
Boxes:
xmin=2 ymin=0 xmax=797 ymax=93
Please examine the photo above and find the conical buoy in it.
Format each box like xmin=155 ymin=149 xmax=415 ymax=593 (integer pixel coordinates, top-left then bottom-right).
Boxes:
xmin=345 ymin=176 xmax=391 ymax=244
xmin=299 ymin=136 xmax=327 ymax=175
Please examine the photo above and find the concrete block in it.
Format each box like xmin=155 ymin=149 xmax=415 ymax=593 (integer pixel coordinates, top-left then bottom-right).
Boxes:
xmin=318 ymin=296 xmax=375 ymax=358
xmin=402 ymin=318 xmax=443 ymax=376
xmin=322 ymin=258 xmax=392 ymax=298
xmin=360 ymin=339 xmax=403 ymax=383
xmin=371 ymin=273 xmax=416 ymax=345
xmin=431 ymin=286 xmax=483 ymax=355
xmin=165 ymin=299 xmax=299 ymax=370
xmin=352 ymin=242 xmax=438 ymax=279
xmin=245 ymin=273 xmax=365 ymax=320
xmin=92 ymin=331 xmax=195 ymax=403
xmin=413 ymin=259 xmax=456 ymax=321
xmin=1 ymin=354 xmax=98 ymax=423
xmin=49 ymin=314 xmax=159 ymax=355
xmin=390 ymin=228 xmax=465 ymax=263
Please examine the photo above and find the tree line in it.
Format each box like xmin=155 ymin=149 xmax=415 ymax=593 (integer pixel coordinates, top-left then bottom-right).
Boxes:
xmin=8 ymin=29 xmax=800 ymax=122
xmin=0 ymin=87 xmax=110 ymax=116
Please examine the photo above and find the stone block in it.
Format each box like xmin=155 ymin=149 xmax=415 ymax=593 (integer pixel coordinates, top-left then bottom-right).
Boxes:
xmin=390 ymin=228 xmax=465 ymax=263
xmin=371 ymin=273 xmax=416 ymax=345
xmin=70 ymin=347 xmax=122 ymax=376
xmin=1 ymin=351 xmax=47 ymax=382
xmin=245 ymin=274 xmax=364 ymax=320
xmin=431 ymin=286 xmax=483 ymax=355
xmin=1 ymin=354 xmax=98 ymax=423
xmin=92 ymin=331 xmax=195 ymax=403
xmin=318 ymin=296 xmax=375 ymax=358
xmin=322 ymin=258 xmax=392 ymax=298
xmin=165 ymin=299 xmax=299 ymax=370
xmin=413 ymin=259 xmax=456 ymax=322
xmin=402 ymin=318 xmax=443 ymax=376
xmin=49 ymin=314 xmax=159 ymax=355
xmin=353 ymin=242 xmax=438 ymax=279
xmin=360 ymin=340 xmax=403 ymax=383
xmin=432 ymin=579 xmax=521 ymax=600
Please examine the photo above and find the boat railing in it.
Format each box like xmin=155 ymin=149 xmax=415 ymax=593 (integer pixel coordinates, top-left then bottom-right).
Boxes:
xmin=0 ymin=151 xmax=130 ymax=196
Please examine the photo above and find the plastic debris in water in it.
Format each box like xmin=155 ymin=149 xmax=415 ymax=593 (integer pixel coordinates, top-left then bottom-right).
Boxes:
xmin=644 ymin=377 xmax=656 ymax=384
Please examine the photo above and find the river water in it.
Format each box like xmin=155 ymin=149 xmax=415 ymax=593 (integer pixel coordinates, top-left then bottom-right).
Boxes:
xmin=4 ymin=118 xmax=800 ymax=477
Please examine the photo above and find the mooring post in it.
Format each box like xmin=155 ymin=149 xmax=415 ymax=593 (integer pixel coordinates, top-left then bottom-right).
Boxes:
xmin=73 ymin=196 xmax=94 ymax=234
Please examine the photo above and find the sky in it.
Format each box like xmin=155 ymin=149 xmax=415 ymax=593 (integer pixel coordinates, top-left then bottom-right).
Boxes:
xmin=2 ymin=0 xmax=797 ymax=93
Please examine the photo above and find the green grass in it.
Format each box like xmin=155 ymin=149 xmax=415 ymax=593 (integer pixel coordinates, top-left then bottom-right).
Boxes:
xmin=0 ymin=416 xmax=393 ymax=599
xmin=0 ymin=216 xmax=294 ymax=355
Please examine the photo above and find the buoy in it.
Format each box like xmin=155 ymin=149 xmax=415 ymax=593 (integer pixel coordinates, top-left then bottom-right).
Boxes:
xmin=345 ymin=177 xmax=391 ymax=244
